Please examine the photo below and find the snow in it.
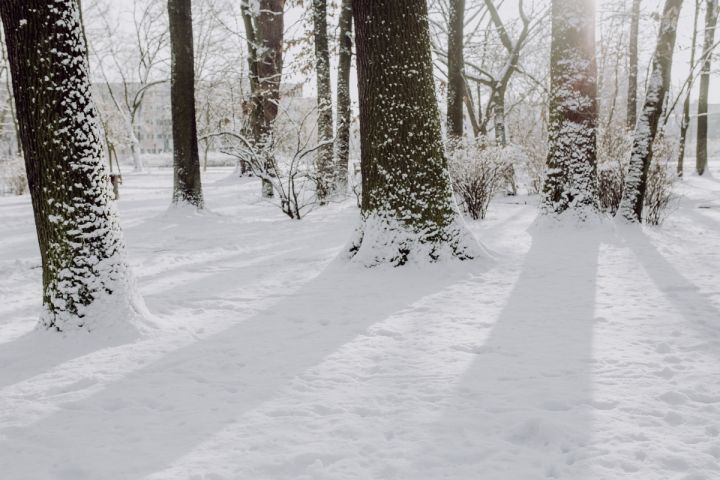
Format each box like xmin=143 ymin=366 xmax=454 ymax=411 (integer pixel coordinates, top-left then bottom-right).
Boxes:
xmin=1 ymin=166 xmax=720 ymax=479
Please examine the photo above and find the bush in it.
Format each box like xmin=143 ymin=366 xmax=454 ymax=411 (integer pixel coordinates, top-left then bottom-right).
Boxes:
xmin=448 ymin=140 xmax=518 ymax=220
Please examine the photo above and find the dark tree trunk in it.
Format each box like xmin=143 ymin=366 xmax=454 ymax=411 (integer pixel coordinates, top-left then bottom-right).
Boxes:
xmin=241 ymin=0 xmax=285 ymax=197
xmin=618 ymin=0 xmax=683 ymax=222
xmin=678 ymin=0 xmax=701 ymax=176
xmin=542 ymin=0 xmax=598 ymax=217
xmin=696 ymin=0 xmax=718 ymax=176
xmin=446 ymin=0 xmax=465 ymax=138
xmin=313 ymin=0 xmax=334 ymax=202
xmin=627 ymin=0 xmax=642 ymax=129
xmin=0 ymin=0 xmax=138 ymax=332
xmin=350 ymin=0 xmax=477 ymax=266
xmin=334 ymin=0 xmax=353 ymax=194
xmin=168 ymin=0 xmax=204 ymax=208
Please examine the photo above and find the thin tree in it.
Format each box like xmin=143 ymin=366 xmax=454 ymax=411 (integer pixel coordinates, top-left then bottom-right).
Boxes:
xmin=542 ymin=0 xmax=599 ymax=217
xmin=627 ymin=0 xmax=642 ymax=129
xmin=618 ymin=0 xmax=683 ymax=222
xmin=313 ymin=0 xmax=334 ymax=202
xmin=446 ymin=0 xmax=465 ymax=139
xmin=241 ymin=0 xmax=285 ymax=197
xmin=696 ymin=0 xmax=719 ymax=176
xmin=168 ymin=0 xmax=204 ymax=207
xmin=0 ymin=0 xmax=141 ymax=332
xmin=678 ymin=0 xmax=701 ymax=176
xmin=334 ymin=0 xmax=353 ymax=193
xmin=350 ymin=0 xmax=478 ymax=266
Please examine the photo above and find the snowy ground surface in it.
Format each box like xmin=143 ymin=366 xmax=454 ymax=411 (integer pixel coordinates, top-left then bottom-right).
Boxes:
xmin=1 ymin=166 xmax=720 ymax=480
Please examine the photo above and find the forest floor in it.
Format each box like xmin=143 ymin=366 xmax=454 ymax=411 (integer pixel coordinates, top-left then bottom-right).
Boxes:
xmin=1 ymin=166 xmax=720 ymax=479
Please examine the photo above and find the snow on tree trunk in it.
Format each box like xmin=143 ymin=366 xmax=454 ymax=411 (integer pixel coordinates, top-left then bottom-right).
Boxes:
xmin=350 ymin=0 xmax=480 ymax=266
xmin=618 ymin=0 xmax=682 ymax=223
xmin=168 ymin=0 xmax=204 ymax=208
xmin=627 ymin=0 xmax=642 ymax=129
xmin=678 ymin=0 xmax=701 ymax=177
xmin=312 ymin=0 xmax=334 ymax=203
xmin=696 ymin=0 xmax=718 ymax=176
xmin=446 ymin=0 xmax=465 ymax=139
xmin=0 ymin=0 xmax=144 ymax=333
xmin=542 ymin=0 xmax=599 ymax=219
xmin=334 ymin=0 xmax=353 ymax=194
xmin=130 ymin=130 xmax=144 ymax=172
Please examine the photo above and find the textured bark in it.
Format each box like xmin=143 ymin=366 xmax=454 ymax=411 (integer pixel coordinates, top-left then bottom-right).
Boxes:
xmin=618 ymin=0 xmax=682 ymax=222
xmin=542 ymin=0 xmax=598 ymax=217
xmin=678 ymin=0 xmax=701 ymax=176
xmin=313 ymin=0 xmax=334 ymax=202
xmin=627 ymin=0 xmax=642 ymax=129
xmin=446 ymin=0 xmax=465 ymax=138
xmin=334 ymin=0 xmax=353 ymax=193
xmin=696 ymin=0 xmax=718 ymax=176
xmin=350 ymin=0 xmax=477 ymax=266
xmin=0 ymin=0 xmax=137 ymax=331
xmin=168 ymin=0 xmax=204 ymax=208
xmin=241 ymin=0 xmax=285 ymax=197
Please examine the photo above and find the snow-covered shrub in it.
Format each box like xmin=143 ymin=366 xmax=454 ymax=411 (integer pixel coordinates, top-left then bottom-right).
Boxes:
xmin=448 ymin=140 xmax=515 ymax=220
xmin=0 ymin=156 xmax=27 ymax=196
xmin=596 ymin=126 xmax=676 ymax=224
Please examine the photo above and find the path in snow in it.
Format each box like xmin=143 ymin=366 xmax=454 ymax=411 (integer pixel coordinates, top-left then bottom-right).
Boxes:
xmin=1 ymin=168 xmax=719 ymax=479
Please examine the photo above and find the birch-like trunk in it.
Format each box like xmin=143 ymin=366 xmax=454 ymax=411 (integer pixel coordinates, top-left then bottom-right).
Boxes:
xmin=334 ymin=0 xmax=353 ymax=194
xmin=678 ymin=0 xmax=701 ymax=176
xmin=618 ymin=0 xmax=682 ymax=222
xmin=696 ymin=0 xmax=718 ymax=176
xmin=627 ymin=0 xmax=642 ymax=129
xmin=350 ymin=0 xmax=479 ymax=266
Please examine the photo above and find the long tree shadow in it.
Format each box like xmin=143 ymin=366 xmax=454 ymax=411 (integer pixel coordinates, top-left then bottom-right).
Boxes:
xmin=621 ymin=228 xmax=720 ymax=342
xmin=0 ymin=259 xmax=483 ymax=479
xmin=409 ymin=227 xmax=602 ymax=479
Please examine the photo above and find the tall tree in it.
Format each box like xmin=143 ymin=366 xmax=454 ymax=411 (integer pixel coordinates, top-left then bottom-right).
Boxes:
xmin=0 ymin=0 xmax=140 ymax=332
xmin=627 ymin=0 xmax=642 ymax=129
xmin=542 ymin=0 xmax=599 ymax=217
xmin=618 ymin=0 xmax=683 ymax=222
xmin=350 ymin=0 xmax=478 ymax=266
xmin=696 ymin=0 xmax=719 ymax=176
xmin=678 ymin=0 xmax=701 ymax=176
xmin=313 ymin=0 xmax=334 ymax=202
xmin=334 ymin=0 xmax=353 ymax=194
xmin=446 ymin=0 xmax=465 ymax=139
xmin=241 ymin=0 xmax=285 ymax=198
xmin=168 ymin=0 xmax=204 ymax=207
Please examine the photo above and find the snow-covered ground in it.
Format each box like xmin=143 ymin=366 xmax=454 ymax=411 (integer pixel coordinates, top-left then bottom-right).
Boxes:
xmin=1 ymin=166 xmax=720 ymax=479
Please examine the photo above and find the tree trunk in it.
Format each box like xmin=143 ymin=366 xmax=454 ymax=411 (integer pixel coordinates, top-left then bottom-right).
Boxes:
xmin=130 ymin=128 xmax=144 ymax=172
xmin=618 ymin=0 xmax=683 ymax=222
xmin=446 ymin=0 xmax=465 ymax=139
xmin=242 ymin=0 xmax=285 ymax=197
xmin=313 ymin=0 xmax=334 ymax=202
xmin=168 ymin=0 xmax=204 ymax=208
xmin=350 ymin=0 xmax=478 ymax=266
xmin=542 ymin=0 xmax=598 ymax=218
xmin=627 ymin=0 xmax=642 ymax=129
xmin=678 ymin=0 xmax=701 ymax=176
xmin=696 ymin=0 xmax=718 ymax=176
xmin=334 ymin=0 xmax=353 ymax=194
xmin=491 ymin=89 xmax=507 ymax=146
xmin=0 ymin=0 xmax=140 ymax=332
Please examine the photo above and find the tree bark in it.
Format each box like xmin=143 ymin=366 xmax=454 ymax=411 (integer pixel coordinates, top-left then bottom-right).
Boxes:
xmin=678 ymin=0 xmax=701 ymax=176
xmin=334 ymin=0 xmax=353 ymax=194
xmin=618 ymin=0 xmax=683 ymax=222
xmin=696 ymin=0 xmax=718 ymax=176
xmin=627 ymin=0 xmax=642 ymax=129
xmin=241 ymin=0 xmax=285 ymax=197
xmin=313 ymin=0 xmax=334 ymax=202
xmin=350 ymin=0 xmax=478 ymax=266
xmin=542 ymin=0 xmax=599 ymax=217
xmin=0 ymin=0 xmax=139 ymax=332
xmin=446 ymin=0 xmax=465 ymax=138
xmin=168 ymin=0 xmax=204 ymax=208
